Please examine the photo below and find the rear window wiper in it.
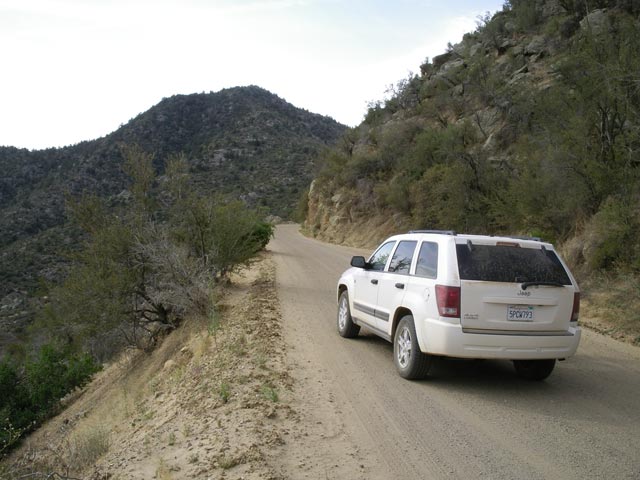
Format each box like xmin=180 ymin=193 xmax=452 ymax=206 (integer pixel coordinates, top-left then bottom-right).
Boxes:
xmin=520 ymin=281 xmax=566 ymax=290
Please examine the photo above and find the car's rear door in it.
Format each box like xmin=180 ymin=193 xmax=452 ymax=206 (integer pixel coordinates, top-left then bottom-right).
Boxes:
xmin=376 ymin=240 xmax=417 ymax=333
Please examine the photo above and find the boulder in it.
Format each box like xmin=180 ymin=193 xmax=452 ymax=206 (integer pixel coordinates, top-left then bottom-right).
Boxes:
xmin=580 ymin=9 xmax=609 ymax=35
xmin=469 ymin=43 xmax=485 ymax=57
xmin=433 ymin=51 xmax=454 ymax=69
xmin=504 ymin=21 xmax=517 ymax=34
xmin=450 ymin=42 xmax=466 ymax=57
xmin=498 ymin=39 xmax=516 ymax=54
xmin=525 ymin=35 xmax=547 ymax=55
xmin=511 ymin=45 xmax=525 ymax=57
xmin=542 ymin=0 xmax=563 ymax=18
xmin=444 ymin=58 xmax=465 ymax=73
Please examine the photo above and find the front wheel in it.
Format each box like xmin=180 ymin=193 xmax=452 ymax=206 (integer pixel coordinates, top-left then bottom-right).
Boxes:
xmin=513 ymin=359 xmax=556 ymax=381
xmin=393 ymin=315 xmax=432 ymax=379
xmin=337 ymin=291 xmax=360 ymax=338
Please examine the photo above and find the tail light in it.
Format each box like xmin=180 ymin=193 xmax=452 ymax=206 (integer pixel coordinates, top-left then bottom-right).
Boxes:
xmin=436 ymin=285 xmax=460 ymax=318
xmin=571 ymin=292 xmax=580 ymax=323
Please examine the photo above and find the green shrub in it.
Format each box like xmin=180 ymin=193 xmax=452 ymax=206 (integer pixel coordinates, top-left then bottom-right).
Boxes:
xmin=0 ymin=345 xmax=100 ymax=454
xmin=376 ymin=175 xmax=412 ymax=214
xmin=507 ymin=0 xmax=542 ymax=32
xmin=248 ymin=221 xmax=274 ymax=252
xmin=294 ymin=188 xmax=310 ymax=223
xmin=410 ymin=163 xmax=475 ymax=231
xmin=0 ymin=361 xmax=19 ymax=410
xmin=587 ymin=196 xmax=639 ymax=271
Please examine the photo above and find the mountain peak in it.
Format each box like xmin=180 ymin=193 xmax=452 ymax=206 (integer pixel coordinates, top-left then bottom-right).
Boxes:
xmin=0 ymin=86 xmax=347 ymax=344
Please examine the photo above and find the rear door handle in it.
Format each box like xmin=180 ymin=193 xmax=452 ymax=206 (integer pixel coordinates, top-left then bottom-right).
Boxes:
xmin=395 ymin=283 xmax=405 ymax=289
xmin=371 ymin=279 xmax=378 ymax=285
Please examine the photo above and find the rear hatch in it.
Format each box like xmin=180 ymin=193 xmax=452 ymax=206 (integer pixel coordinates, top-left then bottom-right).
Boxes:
xmin=456 ymin=239 xmax=575 ymax=334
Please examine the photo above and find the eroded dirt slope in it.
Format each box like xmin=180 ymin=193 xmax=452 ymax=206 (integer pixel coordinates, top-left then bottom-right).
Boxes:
xmin=5 ymin=255 xmax=296 ymax=479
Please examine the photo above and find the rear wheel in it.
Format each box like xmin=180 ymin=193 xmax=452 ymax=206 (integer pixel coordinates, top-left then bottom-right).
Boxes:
xmin=337 ymin=291 xmax=360 ymax=338
xmin=394 ymin=315 xmax=432 ymax=379
xmin=513 ymin=359 xmax=556 ymax=381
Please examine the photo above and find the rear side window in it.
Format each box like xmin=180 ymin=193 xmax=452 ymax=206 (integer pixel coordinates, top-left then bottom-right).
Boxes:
xmin=456 ymin=244 xmax=571 ymax=285
xmin=388 ymin=241 xmax=417 ymax=274
xmin=415 ymin=242 xmax=438 ymax=278
xmin=369 ymin=241 xmax=396 ymax=271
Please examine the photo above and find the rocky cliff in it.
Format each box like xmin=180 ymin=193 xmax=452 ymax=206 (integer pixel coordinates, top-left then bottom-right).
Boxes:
xmin=305 ymin=0 xmax=640 ymax=342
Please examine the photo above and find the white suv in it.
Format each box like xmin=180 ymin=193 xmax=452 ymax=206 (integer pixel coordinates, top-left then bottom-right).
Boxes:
xmin=336 ymin=230 xmax=581 ymax=380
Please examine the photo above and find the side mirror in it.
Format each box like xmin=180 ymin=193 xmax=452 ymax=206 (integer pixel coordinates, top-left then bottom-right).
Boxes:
xmin=350 ymin=256 xmax=367 ymax=269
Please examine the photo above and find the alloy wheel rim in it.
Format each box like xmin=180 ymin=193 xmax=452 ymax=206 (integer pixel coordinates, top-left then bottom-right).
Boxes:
xmin=397 ymin=327 xmax=412 ymax=368
xmin=338 ymin=297 xmax=348 ymax=330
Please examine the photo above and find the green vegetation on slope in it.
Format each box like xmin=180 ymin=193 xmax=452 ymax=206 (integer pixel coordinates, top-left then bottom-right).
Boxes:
xmin=307 ymin=0 xmax=640 ymax=341
xmin=40 ymin=145 xmax=273 ymax=358
xmin=309 ymin=1 xmax=640 ymax=267
xmin=0 ymin=344 xmax=100 ymax=455
xmin=1 ymin=145 xmax=274 ymax=455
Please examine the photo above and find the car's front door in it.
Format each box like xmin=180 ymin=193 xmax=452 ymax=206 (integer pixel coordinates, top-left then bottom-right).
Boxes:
xmin=352 ymin=241 xmax=395 ymax=329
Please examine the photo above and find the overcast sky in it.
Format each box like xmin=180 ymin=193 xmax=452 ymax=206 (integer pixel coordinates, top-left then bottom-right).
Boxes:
xmin=1 ymin=0 xmax=504 ymax=150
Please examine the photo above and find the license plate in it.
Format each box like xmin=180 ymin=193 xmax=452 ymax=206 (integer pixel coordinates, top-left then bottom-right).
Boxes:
xmin=507 ymin=305 xmax=534 ymax=321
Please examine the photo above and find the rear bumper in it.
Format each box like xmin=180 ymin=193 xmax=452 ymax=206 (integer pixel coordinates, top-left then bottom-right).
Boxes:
xmin=416 ymin=317 xmax=581 ymax=360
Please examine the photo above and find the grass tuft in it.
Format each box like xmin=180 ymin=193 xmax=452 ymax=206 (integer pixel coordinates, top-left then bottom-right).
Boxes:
xmin=218 ymin=382 xmax=231 ymax=403
xmin=68 ymin=426 xmax=111 ymax=469
xmin=261 ymin=385 xmax=279 ymax=403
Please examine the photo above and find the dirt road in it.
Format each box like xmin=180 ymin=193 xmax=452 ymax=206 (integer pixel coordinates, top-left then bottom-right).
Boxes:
xmin=270 ymin=224 xmax=640 ymax=480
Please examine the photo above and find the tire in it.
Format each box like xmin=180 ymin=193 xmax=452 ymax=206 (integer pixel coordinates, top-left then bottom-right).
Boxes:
xmin=393 ymin=315 xmax=432 ymax=379
xmin=513 ymin=359 xmax=556 ymax=381
xmin=337 ymin=291 xmax=360 ymax=338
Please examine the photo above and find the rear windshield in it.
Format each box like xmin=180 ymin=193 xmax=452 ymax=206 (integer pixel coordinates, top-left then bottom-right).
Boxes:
xmin=455 ymin=244 xmax=572 ymax=285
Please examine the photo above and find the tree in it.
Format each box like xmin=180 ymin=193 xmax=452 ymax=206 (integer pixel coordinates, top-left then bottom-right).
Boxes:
xmin=172 ymin=194 xmax=273 ymax=277
xmin=40 ymin=146 xmax=273 ymax=355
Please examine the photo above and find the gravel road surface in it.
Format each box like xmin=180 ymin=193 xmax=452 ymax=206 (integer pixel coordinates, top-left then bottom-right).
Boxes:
xmin=270 ymin=224 xmax=640 ymax=480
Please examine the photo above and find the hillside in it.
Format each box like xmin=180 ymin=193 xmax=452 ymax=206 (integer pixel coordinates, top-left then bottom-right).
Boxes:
xmin=305 ymin=1 xmax=640 ymax=342
xmin=3 ymin=255 xmax=298 ymax=478
xmin=0 ymin=86 xmax=346 ymax=352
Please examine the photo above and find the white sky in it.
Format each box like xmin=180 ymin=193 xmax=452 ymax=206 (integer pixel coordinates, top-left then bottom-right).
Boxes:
xmin=1 ymin=0 xmax=504 ymax=150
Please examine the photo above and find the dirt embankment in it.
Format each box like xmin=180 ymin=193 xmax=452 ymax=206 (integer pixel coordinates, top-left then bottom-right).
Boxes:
xmin=303 ymin=181 xmax=403 ymax=249
xmin=3 ymin=254 xmax=296 ymax=479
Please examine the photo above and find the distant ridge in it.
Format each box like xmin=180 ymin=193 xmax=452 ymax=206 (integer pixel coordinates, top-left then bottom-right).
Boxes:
xmin=0 ymin=86 xmax=347 ymax=346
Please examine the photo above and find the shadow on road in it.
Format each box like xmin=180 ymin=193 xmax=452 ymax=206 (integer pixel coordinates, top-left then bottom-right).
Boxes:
xmin=352 ymin=330 xmax=566 ymax=392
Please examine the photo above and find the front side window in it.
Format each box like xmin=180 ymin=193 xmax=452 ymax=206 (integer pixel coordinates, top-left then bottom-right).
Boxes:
xmin=388 ymin=241 xmax=417 ymax=274
xmin=415 ymin=242 xmax=438 ymax=278
xmin=369 ymin=241 xmax=396 ymax=271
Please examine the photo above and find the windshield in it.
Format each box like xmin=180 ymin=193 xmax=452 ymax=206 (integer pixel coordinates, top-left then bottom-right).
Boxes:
xmin=455 ymin=244 xmax=572 ymax=285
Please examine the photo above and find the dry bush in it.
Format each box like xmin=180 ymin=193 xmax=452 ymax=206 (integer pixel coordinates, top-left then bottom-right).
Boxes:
xmin=67 ymin=425 xmax=111 ymax=470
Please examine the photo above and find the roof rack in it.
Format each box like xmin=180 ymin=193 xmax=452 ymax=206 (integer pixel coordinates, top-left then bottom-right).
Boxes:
xmin=504 ymin=235 xmax=542 ymax=242
xmin=408 ymin=230 xmax=457 ymax=236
